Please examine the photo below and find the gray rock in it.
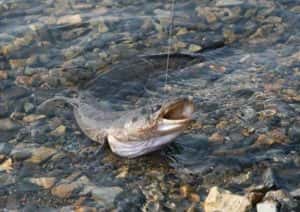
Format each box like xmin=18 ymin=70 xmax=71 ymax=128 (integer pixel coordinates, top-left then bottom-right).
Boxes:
xmin=263 ymin=168 xmax=280 ymax=190
xmin=290 ymin=188 xmax=300 ymax=199
xmin=288 ymin=124 xmax=300 ymax=143
xmin=0 ymin=143 xmax=12 ymax=155
xmin=257 ymin=201 xmax=279 ymax=212
xmin=24 ymin=102 xmax=35 ymax=113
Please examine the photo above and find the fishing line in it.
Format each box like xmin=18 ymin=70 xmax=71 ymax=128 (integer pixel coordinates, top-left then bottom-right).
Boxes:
xmin=164 ymin=0 xmax=176 ymax=90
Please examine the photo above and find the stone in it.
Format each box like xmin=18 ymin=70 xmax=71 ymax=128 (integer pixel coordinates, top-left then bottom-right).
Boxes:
xmin=15 ymin=75 xmax=33 ymax=86
xmin=51 ymin=182 xmax=79 ymax=198
xmin=29 ymin=177 xmax=56 ymax=189
xmin=0 ymin=70 xmax=8 ymax=80
xmin=50 ymin=125 xmax=66 ymax=136
xmin=81 ymin=185 xmax=123 ymax=206
xmin=188 ymin=44 xmax=202 ymax=52
xmin=0 ymin=158 xmax=13 ymax=172
xmin=0 ymin=143 xmax=12 ymax=155
xmin=23 ymin=114 xmax=46 ymax=123
xmin=52 ymin=175 xmax=90 ymax=198
xmin=264 ymin=189 xmax=298 ymax=211
xmin=290 ymin=188 xmax=300 ymax=199
xmin=180 ymin=185 xmax=192 ymax=198
xmin=57 ymin=15 xmax=82 ymax=25
xmin=257 ymin=201 xmax=279 ymax=212
xmin=204 ymin=186 xmax=252 ymax=212
xmin=209 ymin=132 xmax=224 ymax=143
xmin=24 ymin=102 xmax=35 ymax=113
xmin=263 ymin=168 xmax=279 ymax=190
xmin=288 ymin=124 xmax=300 ymax=143
xmin=0 ymin=173 xmax=15 ymax=186
xmin=25 ymin=147 xmax=56 ymax=164
xmin=216 ymin=0 xmax=243 ymax=6
xmin=0 ymin=118 xmax=21 ymax=131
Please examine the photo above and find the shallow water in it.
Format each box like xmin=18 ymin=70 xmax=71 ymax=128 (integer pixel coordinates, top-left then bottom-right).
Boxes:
xmin=1 ymin=0 xmax=300 ymax=211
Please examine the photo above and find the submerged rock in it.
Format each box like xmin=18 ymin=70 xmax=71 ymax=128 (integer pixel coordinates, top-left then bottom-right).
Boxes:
xmin=257 ymin=201 xmax=279 ymax=212
xmin=204 ymin=186 xmax=252 ymax=212
xmin=0 ymin=118 xmax=21 ymax=131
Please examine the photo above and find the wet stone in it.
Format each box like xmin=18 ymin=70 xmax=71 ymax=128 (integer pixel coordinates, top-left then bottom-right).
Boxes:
xmin=288 ymin=123 xmax=300 ymax=143
xmin=24 ymin=102 xmax=35 ymax=113
xmin=204 ymin=186 xmax=252 ymax=212
xmin=263 ymin=168 xmax=280 ymax=190
xmin=0 ymin=118 xmax=21 ymax=131
xmin=257 ymin=201 xmax=279 ymax=212
xmin=0 ymin=143 xmax=12 ymax=156
xmin=216 ymin=0 xmax=244 ymax=7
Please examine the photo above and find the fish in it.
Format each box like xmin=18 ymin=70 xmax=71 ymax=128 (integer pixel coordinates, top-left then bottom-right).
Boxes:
xmin=39 ymin=55 xmax=198 ymax=158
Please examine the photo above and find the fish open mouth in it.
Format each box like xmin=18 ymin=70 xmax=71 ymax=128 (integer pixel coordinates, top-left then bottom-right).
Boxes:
xmin=157 ymin=97 xmax=195 ymax=133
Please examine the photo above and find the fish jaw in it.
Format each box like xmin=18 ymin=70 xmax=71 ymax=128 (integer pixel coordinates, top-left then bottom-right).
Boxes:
xmin=107 ymin=132 xmax=181 ymax=158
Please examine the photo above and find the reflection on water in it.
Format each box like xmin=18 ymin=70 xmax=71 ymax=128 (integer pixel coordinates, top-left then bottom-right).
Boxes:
xmin=1 ymin=0 xmax=300 ymax=210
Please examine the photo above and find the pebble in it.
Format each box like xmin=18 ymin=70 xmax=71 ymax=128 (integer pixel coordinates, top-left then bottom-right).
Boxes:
xmin=23 ymin=114 xmax=46 ymax=123
xmin=0 ymin=118 xmax=21 ymax=131
xmin=204 ymin=186 xmax=252 ymax=212
xmin=256 ymin=201 xmax=279 ymax=212
xmin=0 ymin=70 xmax=8 ymax=80
xmin=216 ymin=0 xmax=243 ymax=7
xmin=209 ymin=132 xmax=224 ymax=143
xmin=15 ymin=75 xmax=33 ymax=86
xmin=25 ymin=147 xmax=56 ymax=164
xmin=84 ymin=186 xmax=123 ymax=206
xmin=288 ymin=123 xmax=300 ymax=143
xmin=0 ymin=143 xmax=12 ymax=155
xmin=29 ymin=177 xmax=56 ymax=189
xmin=263 ymin=168 xmax=280 ymax=190
xmin=0 ymin=157 xmax=13 ymax=172
xmin=57 ymin=14 xmax=82 ymax=25
xmin=50 ymin=125 xmax=66 ymax=136
xmin=24 ymin=102 xmax=35 ymax=113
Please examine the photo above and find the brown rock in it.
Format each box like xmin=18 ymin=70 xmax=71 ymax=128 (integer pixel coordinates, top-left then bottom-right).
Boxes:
xmin=15 ymin=75 xmax=33 ymax=86
xmin=255 ymin=129 xmax=287 ymax=146
xmin=189 ymin=193 xmax=200 ymax=202
xmin=209 ymin=132 xmax=224 ymax=143
xmin=247 ymin=191 xmax=265 ymax=205
xmin=23 ymin=114 xmax=46 ymax=123
xmin=204 ymin=186 xmax=252 ymax=212
xmin=25 ymin=147 xmax=56 ymax=164
xmin=29 ymin=177 xmax=56 ymax=189
xmin=0 ymin=70 xmax=8 ymax=80
xmin=50 ymin=125 xmax=66 ymax=136
xmin=180 ymin=185 xmax=192 ymax=198
xmin=51 ymin=182 xmax=79 ymax=198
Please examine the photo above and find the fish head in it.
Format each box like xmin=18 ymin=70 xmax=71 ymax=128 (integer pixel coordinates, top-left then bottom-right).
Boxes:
xmin=107 ymin=97 xmax=195 ymax=158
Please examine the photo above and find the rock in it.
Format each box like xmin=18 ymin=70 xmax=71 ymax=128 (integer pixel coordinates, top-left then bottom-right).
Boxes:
xmin=264 ymin=189 xmax=298 ymax=211
xmin=15 ymin=75 xmax=33 ymax=86
xmin=29 ymin=177 xmax=56 ymax=189
xmin=0 ymin=143 xmax=12 ymax=155
xmin=216 ymin=0 xmax=243 ymax=7
xmin=204 ymin=186 xmax=252 ymax=212
xmin=25 ymin=147 xmax=56 ymax=164
xmin=0 ymin=118 xmax=21 ymax=131
xmin=57 ymin=15 xmax=82 ymax=25
xmin=257 ymin=201 xmax=279 ymax=212
xmin=11 ymin=148 xmax=32 ymax=161
xmin=209 ymin=132 xmax=224 ymax=143
xmin=0 ymin=173 xmax=15 ymax=186
xmin=290 ymin=188 xmax=300 ymax=199
xmin=180 ymin=185 xmax=192 ymax=198
xmin=24 ymin=102 xmax=35 ymax=113
xmin=189 ymin=193 xmax=200 ymax=202
xmin=52 ymin=175 xmax=90 ymax=198
xmin=263 ymin=168 xmax=279 ymax=190
xmin=81 ymin=185 xmax=123 ymax=206
xmin=0 ymin=158 xmax=13 ymax=172
xmin=50 ymin=125 xmax=66 ymax=136
xmin=51 ymin=182 xmax=79 ymax=198
xmin=23 ymin=114 xmax=46 ymax=123
xmin=288 ymin=123 xmax=300 ymax=143
xmin=0 ymin=70 xmax=8 ymax=80
xmin=2 ymin=86 xmax=29 ymax=100
xmin=188 ymin=44 xmax=202 ymax=52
